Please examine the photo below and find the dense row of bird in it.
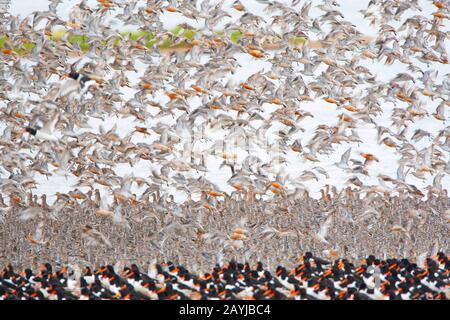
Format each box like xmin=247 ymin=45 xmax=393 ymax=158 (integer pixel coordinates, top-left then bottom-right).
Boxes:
xmin=1 ymin=253 xmax=448 ymax=300
xmin=1 ymin=189 xmax=448 ymax=271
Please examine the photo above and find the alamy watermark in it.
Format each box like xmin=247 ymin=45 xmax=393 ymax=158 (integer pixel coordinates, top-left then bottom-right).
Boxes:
xmin=0 ymin=0 xmax=10 ymax=24
xmin=0 ymin=0 xmax=10 ymax=11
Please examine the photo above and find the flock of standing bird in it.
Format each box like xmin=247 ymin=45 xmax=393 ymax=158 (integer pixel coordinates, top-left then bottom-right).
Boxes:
xmin=1 ymin=252 xmax=449 ymax=300
xmin=0 ymin=0 xmax=449 ymax=299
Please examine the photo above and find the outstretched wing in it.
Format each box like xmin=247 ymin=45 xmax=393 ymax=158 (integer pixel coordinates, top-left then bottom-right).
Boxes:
xmin=341 ymin=147 xmax=351 ymax=164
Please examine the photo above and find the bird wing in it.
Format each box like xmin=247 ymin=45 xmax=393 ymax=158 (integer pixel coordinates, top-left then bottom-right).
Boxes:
xmin=41 ymin=112 xmax=59 ymax=135
xmin=341 ymin=147 xmax=351 ymax=164
xmin=318 ymin=216 xmax=333 ymax=242
xmin=433 ymin=173 xmax=443 ymax=189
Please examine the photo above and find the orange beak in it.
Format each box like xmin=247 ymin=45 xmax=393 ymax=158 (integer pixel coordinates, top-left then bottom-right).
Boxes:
xmin=388 ymin=263 xmax=397 ymax=270
xmin=157 ymin=286 xmax=166 ymax=293
xmin=60 ymin=73 xmax=70 ymax=80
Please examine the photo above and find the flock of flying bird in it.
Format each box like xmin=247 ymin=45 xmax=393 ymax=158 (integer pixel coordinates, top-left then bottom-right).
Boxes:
xmin=0 ymin=0 xmax=449 ymax=298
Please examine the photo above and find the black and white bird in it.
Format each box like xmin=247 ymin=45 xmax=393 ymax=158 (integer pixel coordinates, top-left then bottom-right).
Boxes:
xmin=23 ymin=113 xmax=59 ymax=142
xmin=58 ymin=61 xmax=102 ymax=97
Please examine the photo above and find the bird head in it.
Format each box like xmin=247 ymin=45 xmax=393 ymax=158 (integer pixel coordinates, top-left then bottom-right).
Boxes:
xmin=23 ymin=127 xmax=37 ymax=136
